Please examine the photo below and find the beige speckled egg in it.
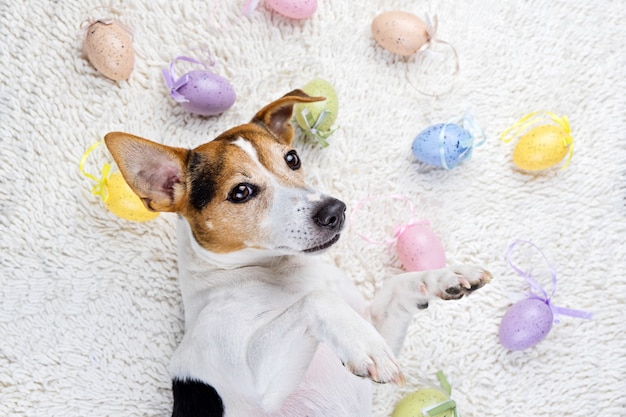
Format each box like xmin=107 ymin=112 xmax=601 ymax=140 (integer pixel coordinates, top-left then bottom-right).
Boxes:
xmin=83 ymin=20 xmax=134 ymax=81
xmin=372 ymin=11 xmax=429 ymax=56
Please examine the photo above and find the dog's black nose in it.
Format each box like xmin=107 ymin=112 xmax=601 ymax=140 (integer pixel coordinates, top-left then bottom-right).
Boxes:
xmin=314 ymin=198 xmax=346 ymax=229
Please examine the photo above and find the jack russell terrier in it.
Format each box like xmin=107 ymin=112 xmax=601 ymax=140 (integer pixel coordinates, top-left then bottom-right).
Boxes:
xmin=104 ymin=90 xmax=491 ymax=417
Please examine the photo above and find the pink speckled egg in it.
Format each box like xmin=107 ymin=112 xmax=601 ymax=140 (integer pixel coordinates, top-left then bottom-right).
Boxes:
xmin=267 ymin=0 xmax=317 ymax=19
xmin=83 ymin=20 xmax=134 ymax=81
xmin=499 ymin=298 xmax=554 ymax=351
xmin=396 ymin=223 xmax=446 ymax=271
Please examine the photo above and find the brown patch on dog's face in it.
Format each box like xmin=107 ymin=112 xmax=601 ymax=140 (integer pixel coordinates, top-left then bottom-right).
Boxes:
xmin=181 ymin=124 xmax=308 ymax=253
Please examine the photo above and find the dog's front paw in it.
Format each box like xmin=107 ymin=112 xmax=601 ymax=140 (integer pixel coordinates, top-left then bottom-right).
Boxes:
xmin=437 ymin=264 xmax=492 ymax=300
xmin=339 ymin=332 xmax=405 ymax=385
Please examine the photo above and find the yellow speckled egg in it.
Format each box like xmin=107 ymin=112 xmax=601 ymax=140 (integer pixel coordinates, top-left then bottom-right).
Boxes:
xmin=513 ymin=124 xmax=572 ymax=171
xmin=392 ymin=388 xmax=454 ymax=417
xmin=372 ymin=11 xmax=429 ymax=56
xmin=83 ymin=20 xmax=134 ymax=81
xmin=104 ymin=172 xmax=159 ymax=222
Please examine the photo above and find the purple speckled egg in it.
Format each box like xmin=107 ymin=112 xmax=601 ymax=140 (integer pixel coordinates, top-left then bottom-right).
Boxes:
xmin=396 ymin=223 xmax=446 ymax=272
xmin=499 ymin=298 xmax=554 ymax=351
xmin=167 ymin=70 xmax=236 ymax=116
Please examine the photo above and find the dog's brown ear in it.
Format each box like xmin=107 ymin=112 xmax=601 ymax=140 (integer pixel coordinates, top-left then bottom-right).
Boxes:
xmin=251 ymin=89 xmax=325 ymax=145
xmin=104 ymin=132 xmax=190 ymax=212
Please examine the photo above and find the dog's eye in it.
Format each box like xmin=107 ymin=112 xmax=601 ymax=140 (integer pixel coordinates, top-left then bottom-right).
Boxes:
xmin=284 ymin=150 xmax=301 ymax=170
xmin=228 ymin=183 xmax=257 ymax=203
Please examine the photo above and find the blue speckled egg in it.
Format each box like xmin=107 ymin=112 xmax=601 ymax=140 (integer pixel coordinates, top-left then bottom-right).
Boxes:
xmin=411 ymin=123 xmax=474 ymax=169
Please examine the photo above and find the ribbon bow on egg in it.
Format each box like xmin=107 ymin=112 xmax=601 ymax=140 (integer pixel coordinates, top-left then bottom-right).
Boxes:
xmin=498 ymin=240 xmax=593 ymax=351
xmin=351 ymin=195 xmax=446 ymax=272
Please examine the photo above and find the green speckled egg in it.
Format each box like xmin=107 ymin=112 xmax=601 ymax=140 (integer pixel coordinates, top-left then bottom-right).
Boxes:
xmin=294 ymin=78 xmax=338 ymax=133
xmin=392 ymin=388 xmax=453 ymax=417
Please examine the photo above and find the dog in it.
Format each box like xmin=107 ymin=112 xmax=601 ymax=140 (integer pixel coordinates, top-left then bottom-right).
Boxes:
xmin=104 ymin=90 xmax=491 ymax=417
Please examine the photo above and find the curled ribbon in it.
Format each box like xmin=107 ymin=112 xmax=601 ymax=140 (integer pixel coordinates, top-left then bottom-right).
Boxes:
xmin=438 ymin=111 xmax=487 ymax=170
xmin=298 ymin=108 xmax=337 ymax=147
xmin=161 ymin=55 xmax=215 ymax=103
xmin=421 ymin=371 xmax=459 ymax=417
xmin=242 ymin=0 xmax=262 ymax=15
xmin=350 ymin=194 xmax=428 ymax=253
xmin=500 ymin=111 xmax=575 ymax=170
xmin=404 ymin=14 xmax=461 ymax=97
xmin=78 ymin=6 xmax=134 ymax=41
xmin=507 ymin=240 xmax=593 ymax=324
xmin=79 ymin=141 xmax=112 ymax=202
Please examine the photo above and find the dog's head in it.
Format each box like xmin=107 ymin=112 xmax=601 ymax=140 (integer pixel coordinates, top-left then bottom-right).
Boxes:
xmin=104 ymin=90 xmax=346 ymax=255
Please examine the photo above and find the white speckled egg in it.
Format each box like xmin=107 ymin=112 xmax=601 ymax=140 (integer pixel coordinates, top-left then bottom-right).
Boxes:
xmin=83 ymin=20 xmax=134 ymax=81
xmin=371 ymin=11 xmax=429 ymax=56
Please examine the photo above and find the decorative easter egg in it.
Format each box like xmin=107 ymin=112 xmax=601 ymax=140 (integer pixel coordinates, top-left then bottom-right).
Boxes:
xmin=162 ymin=56 xmax=236 ymax=116
xmin=171 ymin=70 xmax=235 ymax=116
xmin=294 ymin=78 xmax=338 ymax=146
xmin=501 ymin=112 xmax=574 ymax=172
xmin=372 ymin=11 xmax=430 ymax=56
xmin=396 ymin=223 xmax=446 ymax=271
xmin=266 ymin=0 xmax=317 ymax=19
xmin=412 ymin=123 xmax=474 ymax=169
xmin=392 ymin=388 xmax=454 ymax=417
xmin=512 ymin=124 xmax=571 ymax=171
xmin=499 ymin=298 xmax=554 ymax=351
xmin=83 ymin=19 xmax=134 ymax=81
xmin=104 ymin=172 xmax=159 ymax=222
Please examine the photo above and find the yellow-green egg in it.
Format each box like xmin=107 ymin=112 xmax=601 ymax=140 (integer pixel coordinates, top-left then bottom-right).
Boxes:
xmin=392 ymin=388 xmax=453 ymax=417
xmin=293 ymin=78 xmax=338 ymax=146
xmin=294 ymin=78 xmax=338 ymax=132
xmin=104 ymin=172 xmax=159 ymax=222
xmin=513 ymin=124 xmax=571 ymax=171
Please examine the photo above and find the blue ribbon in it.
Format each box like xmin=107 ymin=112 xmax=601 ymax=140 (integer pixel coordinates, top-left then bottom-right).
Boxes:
xmin=438 ymin=111 xmax=486 ymax=170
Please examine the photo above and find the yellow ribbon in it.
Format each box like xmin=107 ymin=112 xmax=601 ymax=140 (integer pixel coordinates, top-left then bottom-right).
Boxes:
xmin=500 ymin=111 xmax=574 ymax=170
xmin=79 ymin=141 xmax=112 ymax=202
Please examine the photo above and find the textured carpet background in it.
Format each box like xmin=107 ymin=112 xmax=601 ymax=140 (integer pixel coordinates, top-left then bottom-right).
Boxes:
xmin=1 ymin=0 xmax=625 ymax=416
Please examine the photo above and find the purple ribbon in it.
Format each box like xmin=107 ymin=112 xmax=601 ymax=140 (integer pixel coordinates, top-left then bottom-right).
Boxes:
xmin=161 ymin=56 xmax=213 ymax=103
xmin=507 ymin=240 xmax=593 ymax=323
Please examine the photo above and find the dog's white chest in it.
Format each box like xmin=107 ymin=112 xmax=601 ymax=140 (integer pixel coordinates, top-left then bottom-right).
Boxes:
xmin=170 ymin=218 xmax=372 ymax=416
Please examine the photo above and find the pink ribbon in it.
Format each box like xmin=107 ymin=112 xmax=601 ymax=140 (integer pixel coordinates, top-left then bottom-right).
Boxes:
xmin=350 ymin=194 xmax=429 ymax=252
xmin=507 ymin=240 xmax=593 ymax=323
xmin=242 ymin=0 xmax=262 ymax=15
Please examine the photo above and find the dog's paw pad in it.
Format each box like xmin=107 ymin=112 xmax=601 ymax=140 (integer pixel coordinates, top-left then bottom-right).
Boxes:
xmin=440 ymin=266 xmax=492 ymax=300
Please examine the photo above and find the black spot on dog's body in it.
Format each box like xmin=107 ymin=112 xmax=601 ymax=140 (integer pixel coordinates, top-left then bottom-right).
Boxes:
xmin=189 ymin=152 xmax=219 ymax=211
xmin=172 ymin=378 xmax=224 ymax=417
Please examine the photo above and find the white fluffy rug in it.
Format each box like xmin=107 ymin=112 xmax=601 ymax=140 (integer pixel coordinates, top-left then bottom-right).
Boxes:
xmin=2 ymin=0 xmax=625 ymax=416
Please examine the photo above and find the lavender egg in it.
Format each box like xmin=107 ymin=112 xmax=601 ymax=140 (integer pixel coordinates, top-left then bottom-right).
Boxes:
xmin=167 ymin=70 xmax=236 ymax=116
xmin=499 ymin=298 xmax=554 ymax=351
xmin=412 ymin=123 xmax=474 ymax=169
